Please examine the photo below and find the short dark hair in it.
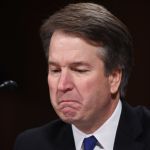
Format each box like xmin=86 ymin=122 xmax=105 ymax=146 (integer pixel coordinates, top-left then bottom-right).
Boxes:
xmin=40 ymin=2 xmax=134 ymax=98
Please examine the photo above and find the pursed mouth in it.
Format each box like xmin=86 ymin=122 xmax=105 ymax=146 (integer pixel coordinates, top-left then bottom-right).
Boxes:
xmin=58 ymin=99 xmax=81 ymax=109
xmin=58 ymin=99 xmax=80 ymax=104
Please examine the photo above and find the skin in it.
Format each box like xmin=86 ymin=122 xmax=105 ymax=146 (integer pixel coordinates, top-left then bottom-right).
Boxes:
xmin=48 ymin=30 xmax=122 ymax=134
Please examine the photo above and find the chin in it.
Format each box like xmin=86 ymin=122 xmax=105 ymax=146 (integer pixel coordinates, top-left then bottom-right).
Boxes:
xmin=60 ymin=116 xmax=75 ymax=124
xmin=58 ymin=113 xmax=79 ymax=124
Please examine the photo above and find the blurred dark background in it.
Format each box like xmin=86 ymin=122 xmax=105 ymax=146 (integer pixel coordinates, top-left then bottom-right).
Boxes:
xmin=0 ymin=0 xmax=149 ymax=150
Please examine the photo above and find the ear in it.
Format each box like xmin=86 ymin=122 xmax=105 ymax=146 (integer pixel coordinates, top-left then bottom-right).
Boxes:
xmin=108 ymin=68 xmax=122 ymax=94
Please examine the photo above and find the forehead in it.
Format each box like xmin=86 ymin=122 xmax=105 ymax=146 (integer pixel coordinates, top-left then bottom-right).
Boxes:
xmin=48 ymin=30 xmax=104 ymax=65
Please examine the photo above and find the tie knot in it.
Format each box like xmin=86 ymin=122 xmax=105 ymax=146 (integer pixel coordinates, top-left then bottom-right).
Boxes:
xmin=83 ymin=135 xmax=97 ymax=150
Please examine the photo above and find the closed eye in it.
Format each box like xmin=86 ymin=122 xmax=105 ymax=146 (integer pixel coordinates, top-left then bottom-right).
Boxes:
xmin=70 ymin=62 xmax=91 ymax=74
xmin=71 ymin=68 xmax=89 ymax=73
xmin=48 ymin=61 xmax=61 ymax=74
xmin=48 ymin=67 xmax=61 ymax=74
xmin=50 ymin=69 xmax=61 ymax=73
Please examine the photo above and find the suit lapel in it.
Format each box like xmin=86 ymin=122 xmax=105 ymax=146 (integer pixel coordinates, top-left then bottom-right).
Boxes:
xmin=53 ymin=123 xmax=76 ymax=150
xmin=114 ymin=100 xmax=144 ymax=150
xmin=51 ymin=100 xmax=145 ymax=150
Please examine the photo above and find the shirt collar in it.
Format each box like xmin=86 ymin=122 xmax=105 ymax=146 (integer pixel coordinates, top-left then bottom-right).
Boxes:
xmin=72 ymin=100 xmax=122 ymax=150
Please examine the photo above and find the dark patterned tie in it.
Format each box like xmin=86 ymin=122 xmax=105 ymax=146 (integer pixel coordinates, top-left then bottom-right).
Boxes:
xmin=83 ymin=135 xmax=97 ymax=150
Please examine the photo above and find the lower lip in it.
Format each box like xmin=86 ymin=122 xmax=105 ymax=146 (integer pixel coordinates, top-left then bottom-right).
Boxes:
xmin=59 ymin=102 xmax=79 ymax=117
xmin=59 ymin=100 xmax=78 ymax=104
xmin=58 ymin=100 xmax=80 ymax=109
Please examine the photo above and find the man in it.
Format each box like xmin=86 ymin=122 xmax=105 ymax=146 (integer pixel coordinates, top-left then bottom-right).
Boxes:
xmin=14 ymin=2 xmax=150 ymax=150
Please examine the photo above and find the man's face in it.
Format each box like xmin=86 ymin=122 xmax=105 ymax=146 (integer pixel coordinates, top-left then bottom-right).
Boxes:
xmin=48 ymin=31 xmax=120 ymax=131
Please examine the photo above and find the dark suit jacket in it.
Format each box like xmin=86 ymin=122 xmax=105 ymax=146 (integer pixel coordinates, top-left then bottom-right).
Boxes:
xmin=14 ymin=101 xmax=150 ymax=150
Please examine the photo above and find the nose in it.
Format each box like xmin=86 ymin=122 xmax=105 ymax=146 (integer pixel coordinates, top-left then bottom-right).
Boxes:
xmin=57 ymin=70 xmax=74 ymax=92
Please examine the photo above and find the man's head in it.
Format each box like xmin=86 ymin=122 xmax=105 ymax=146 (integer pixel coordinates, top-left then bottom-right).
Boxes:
xmin=40 ymin=2 xmax=133 ymax=99
xmin=40 ymin=3 xmax=133 ymax=132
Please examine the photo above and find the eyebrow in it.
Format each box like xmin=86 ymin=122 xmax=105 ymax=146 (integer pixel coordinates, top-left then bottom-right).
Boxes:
xmin=48 ymin=61 xmax=92 ymax=67
xmin=48 ymin=61 xmax=59 ymax=66
xmin=70 ymin=62 xmax=91 ymax=67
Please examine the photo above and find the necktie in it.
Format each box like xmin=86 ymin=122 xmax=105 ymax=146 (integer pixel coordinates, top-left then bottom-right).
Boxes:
xmin=83 ymin=135 xmax=97 ymax=150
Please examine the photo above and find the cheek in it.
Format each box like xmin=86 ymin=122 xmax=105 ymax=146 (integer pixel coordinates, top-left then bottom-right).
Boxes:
xmin=48 ymin=75 xmax=57 ymax=89
xmin=78 ymin=75 xmax=110 ymax=104
xmin=48 ymin=76 xmax=57 ymax=101
xmin=77 ymin=77 xmax=99 ymax=101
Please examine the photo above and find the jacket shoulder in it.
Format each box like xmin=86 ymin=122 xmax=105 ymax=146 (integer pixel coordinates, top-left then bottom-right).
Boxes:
xmin=134 ymin=106 xmax=150 ymax=128
xmin=14 ymin=120 xmax=69 ymax=150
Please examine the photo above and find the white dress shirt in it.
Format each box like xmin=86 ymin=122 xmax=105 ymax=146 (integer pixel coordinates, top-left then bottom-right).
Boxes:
xmin=72 ymin=100 xmax=122 ymax=150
